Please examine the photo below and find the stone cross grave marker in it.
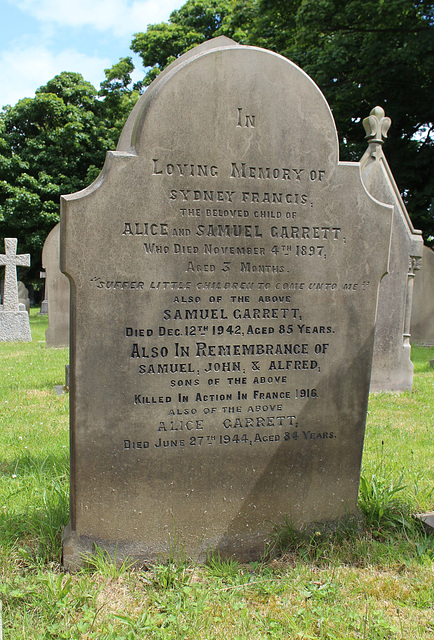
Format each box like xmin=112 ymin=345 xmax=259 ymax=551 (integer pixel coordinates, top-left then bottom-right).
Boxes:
xmin=61 ymin=37 xmax=393 ymax=570
xmin=0 ymin=238 xmax=31 ymax=342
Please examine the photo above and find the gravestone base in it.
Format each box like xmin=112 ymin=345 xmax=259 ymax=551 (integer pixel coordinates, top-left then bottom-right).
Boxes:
xmin=370 ymin=344 xmax=414 ymax=393
xmin=39 ymin=300 xmax=48 ymax=315
xmin=0 ymin=305 xmax=31 ymax=341
xmin=62 ymin=513 xmax=362 ymax=571
xmin=62 ymin=523 xmax=198 ymax=571
xmin=53 ymin=385 xmax=66 ymax=395
xmin=415 ymin=512 xmax=434 ymax=536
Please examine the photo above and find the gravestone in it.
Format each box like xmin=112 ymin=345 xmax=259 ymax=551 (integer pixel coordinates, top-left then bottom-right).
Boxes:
xmin=39 ymin=271 xmax=48 ymax=315
xmin=0 ymin=238 xmax=32 ymax=342
xmin=42 ymin=223 xmax=70 ymax=347
xmin=2 ymin=279 xmax=31 ymax=312
xmin=61 ymin=38 xmax=392 ymax=570
xmin=411 ymin=246 xmax=434 ymax=346
xmin=18 ymin=281 xmax=30 ymax=313
xmin=360 ymin=107 xmax=423 ymax=392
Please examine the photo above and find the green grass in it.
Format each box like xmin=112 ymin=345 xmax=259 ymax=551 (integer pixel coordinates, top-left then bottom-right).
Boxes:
xmin=1 ymin=311 xmax=433 ymax=639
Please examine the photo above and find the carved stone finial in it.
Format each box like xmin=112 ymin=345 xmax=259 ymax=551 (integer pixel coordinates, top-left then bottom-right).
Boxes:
xmin=363 ymin=106 xmax=391 ymax=144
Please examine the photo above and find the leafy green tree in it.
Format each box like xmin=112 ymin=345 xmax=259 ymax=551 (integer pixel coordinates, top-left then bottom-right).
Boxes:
xmin=0 ymin=72 xmax=120 ymax=280
xmin=131 ymin=0 xmax=249 ymax=85
xmin=284 ymin=0 xmax=434 ymax=243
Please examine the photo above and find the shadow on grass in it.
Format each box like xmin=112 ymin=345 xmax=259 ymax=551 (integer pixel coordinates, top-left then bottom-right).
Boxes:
xmin=1 ymin=451 xmax=69 ymax=564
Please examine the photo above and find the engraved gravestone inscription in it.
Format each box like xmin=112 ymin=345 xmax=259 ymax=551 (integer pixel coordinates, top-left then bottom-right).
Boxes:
xmin=61 ymin=38 xmax=393 ymax=569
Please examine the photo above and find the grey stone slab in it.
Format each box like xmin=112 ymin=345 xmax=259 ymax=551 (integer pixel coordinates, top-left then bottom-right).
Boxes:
xmin=1 ymin=279 xmax=31 ymax=312
xmin=61 ymin=38 xmax=392 ymax=570
xmin=0 ymin=307 xmax=32 ymax=342
xmin=18 ymin=281 xmax=30 ymax=314
xmin=411 ymin=246 xmax=434 ymax=346
xmin=360 ymin=107 xmax=423 ymax=393
xmin=42 ymin=223 xmax=70 ymax=347
xmin=40 ymin=300 xmax=48 ymax=314
xmin=0 ymin=238 xmax=31 ymax=342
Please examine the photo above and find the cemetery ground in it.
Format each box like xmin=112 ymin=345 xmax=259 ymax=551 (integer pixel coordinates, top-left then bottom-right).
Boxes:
xmin=1 ymin=311 xmax=433 ymax=639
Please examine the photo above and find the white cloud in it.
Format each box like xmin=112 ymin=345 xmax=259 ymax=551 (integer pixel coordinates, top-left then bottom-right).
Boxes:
xmin=8 ymin=0 xmax=183 ymax=37
xmin=0 ymin=45 xmax=111 ymax=107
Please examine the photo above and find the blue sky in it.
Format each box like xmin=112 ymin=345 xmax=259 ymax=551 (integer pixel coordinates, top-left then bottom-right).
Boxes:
xmin=0 ymin=0 xmax=185 ymax=108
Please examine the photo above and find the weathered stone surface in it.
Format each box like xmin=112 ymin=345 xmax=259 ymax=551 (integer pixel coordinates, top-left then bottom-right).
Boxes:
xmin=411 ymin=246 xmax=434 ymax=346
xmin=18 ymin=281 xmax=30 ymax=313
xmin=2 ymin=279 xmax=31 ymax=312
xmin=39 ymin=271 xmax=48 ymax=315
xmin=360 ymin=107 xmax=423 ymax=392
xmin=0 ymin=238 xmax=31 ymax=342
xmin=42 ymin=223 xmax=70 ymax=347
xmin=415 ymin=512 xmax=434 ymax=535
xmin=61 ymin=38 xmax=392 ymax=569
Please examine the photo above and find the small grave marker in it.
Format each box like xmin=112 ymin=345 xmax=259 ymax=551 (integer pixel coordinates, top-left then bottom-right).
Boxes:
xmin=0 ymin=238 xmax=31 ymax=342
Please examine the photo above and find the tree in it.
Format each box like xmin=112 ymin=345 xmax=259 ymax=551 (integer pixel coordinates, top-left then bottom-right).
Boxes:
xmin=131 ymin=0 xmax=248 ymax=85
xmin=281 ymin=0 xmax=434 ymax=243
xmin=130 ymin=0 xmax=434 ymax=245
xmin=98 ymin=57 xmax=142 ymax=141
xmin=0 ymin=73 xmax=120 ymax=281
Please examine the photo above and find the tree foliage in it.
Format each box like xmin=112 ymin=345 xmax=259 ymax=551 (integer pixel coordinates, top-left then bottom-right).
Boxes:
xmin=281 ymin=0 xmax=434 ymax=243
xmin=98 ymin=56 xmax=142 ymax=137
xmin=131 ymin=0 xmax=241 ymax=85
xmin=0 ymin=69 xmax=140 ymax=281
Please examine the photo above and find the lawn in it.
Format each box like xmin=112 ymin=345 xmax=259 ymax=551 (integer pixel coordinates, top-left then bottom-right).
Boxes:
xmin=1 ymin=309 xmax=433 ymax=639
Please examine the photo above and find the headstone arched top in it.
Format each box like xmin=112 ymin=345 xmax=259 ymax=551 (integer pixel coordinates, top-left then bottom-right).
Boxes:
xmin=117 ymin=38 xmax=339 ymax=165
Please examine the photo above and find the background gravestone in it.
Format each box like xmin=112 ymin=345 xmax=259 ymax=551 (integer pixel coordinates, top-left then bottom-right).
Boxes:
xmin=0 ymin=238 xmax=32 ymax=342
xmin=18 ymin=281 xmax=30 ymax=314
xmin=42 ymin=223 xmax=70 ymax=348
xmin=39 ymin=271 xmax=48 ymax=315
xmin=61 ymin=38 xmax=392 ymax=570
xmin=411 ymin=246 xmax=434 ymax=346
xmin=360 ymin=107 xmax=423 ymax=393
